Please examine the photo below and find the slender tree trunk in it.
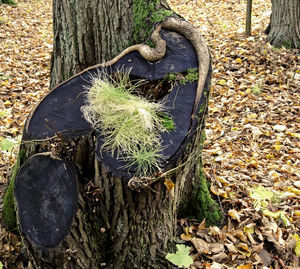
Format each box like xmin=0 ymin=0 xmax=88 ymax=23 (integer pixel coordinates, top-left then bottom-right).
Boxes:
xmin=267 ymin=0 xmax=300 ymax=49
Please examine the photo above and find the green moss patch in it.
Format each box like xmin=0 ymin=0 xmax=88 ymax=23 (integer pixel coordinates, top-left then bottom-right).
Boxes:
xmin=2 ymin=149 xmax=25 ymax=231
xmin=133 ymin=0 xmax=173 ymax=43
xmin=179 ymin=168 xmax=223 ymax=226
xmin=163 ymin=68 xmax=199 ymax=85
xmin=193 ymin=169 xmax=224 ymax=226
xmin=178 ymin=131 xmax=223 ymax=226
xmin=184 ymin=68 xmax=198 ymax=83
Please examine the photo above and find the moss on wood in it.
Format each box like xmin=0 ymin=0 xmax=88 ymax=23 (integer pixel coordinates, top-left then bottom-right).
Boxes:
xmin=2 ymin=149 xmax=25 ymax=231
xmin=194 ymin=169 xmax=223 ymax=226
xmin=178 ymin=131 xmax=223 ymax=226
xmin=133 ymin=0 xmax=173 ymax=43
xmin=183 ymin=68 xmax=198 ymax=83
xmin=179 ymin=167 xmax=223 ymax=226
xmin=163 ymin=68 xmax=199 ymax=85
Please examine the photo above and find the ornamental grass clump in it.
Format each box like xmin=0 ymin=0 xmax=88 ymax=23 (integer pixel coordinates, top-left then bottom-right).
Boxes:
xmin=82 ymin=71 xmax=170 ymax=176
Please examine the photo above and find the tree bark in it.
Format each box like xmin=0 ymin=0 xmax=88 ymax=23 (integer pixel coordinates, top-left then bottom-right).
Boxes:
xmin=267 ymin=0 xmax=300 ymax=49
xmin=17 ymin=111 xmax=213 ymax=268
xmin=3 ymin=1 xmax=222 ymax=268
xmin=50 ymin=0 xmax=172 ymax=88
xmin=50 ymin=0 xmax=134 ymax=88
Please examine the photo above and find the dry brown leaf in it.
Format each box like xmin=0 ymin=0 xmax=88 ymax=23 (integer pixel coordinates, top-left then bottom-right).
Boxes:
xmin=228 ymin=209 xmax=241 ymax=222
xmin=164 ymin=178 xmax=175 ymax=198
xmin=191 ymin=237 xmax=224 ymax=255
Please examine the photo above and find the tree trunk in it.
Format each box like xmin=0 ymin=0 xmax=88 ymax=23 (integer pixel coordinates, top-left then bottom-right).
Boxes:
xmin=50 ymin=0 xmax=172 ymax=88
xmin=267 ymin=0 xmax=300 ymax=49
xmin=50 ymin=0 xmax=134 ymax=88
xmin=17 ymin=122 xmax=210 ymax=268
xmin=2 ymin=1 xmax=222 ymax=268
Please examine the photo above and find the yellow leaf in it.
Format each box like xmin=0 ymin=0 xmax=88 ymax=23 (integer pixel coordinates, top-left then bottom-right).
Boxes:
xmin=249 ymin=159 xmax=258 ymax=168
xmin=294 ymin=234 xmax=300 ymax=256
xmin=249 ymin=113 xmax=258 ymax=118
xmin=236 ymin=264 xmax=253 ymax=269
xmin=210 ymin=185 xmax=219 ymax=196
xmin=233 ymin=230 xmax=247 ymax=243
xmin=244 ymin=223 xmax=255 ymax=234
xmin=181 ymin=233 xmax=192 ymax=241
xmin=287 ymin=186 xmax=300 ymax=195
xmin=221 ymin=191 xmax=228 ymax=199
xmin=164 ymin=179 xmax=175 ymax=198
xmin=7 ymin=128 xmax=19 ymax=134
xmin=288 ymin=132 xmax=300 ymax=138
xmin=250 ymin=185 xmax=273 ymax=201
xmin=294 ymin=211 xmax=300 ymax=217
xmin=236 ymin=243 xmax=252 ymax=257
xmin=235 ymin=58 xmax=242 ymax=64
xmin=228 ymin=209 xmax=241 ymax=222
xmin=210 ymin=107 xmax=219 ymax=113
xmin=216 ymin=176 xmax=230 ymax=186
xmin=273 ymin=144 xmax=282 ymax=151
xmin=217 ymin=79 xmax=227 ymax=86
xmin=4 ymin=100 xmax=12 ymax=107
xmin=262 ymin=209 xmax=290 ymax=227
xmin=269 ymin=170 xmax=281 ymax=179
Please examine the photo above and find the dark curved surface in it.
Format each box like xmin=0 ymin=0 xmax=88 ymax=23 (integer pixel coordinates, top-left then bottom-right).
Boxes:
xmin=24 ymin=29 xmax=210 ymax=177
xmin=24 ymin=30 xmax=198 ymax=140
xmin=14 ymin=154 xmax=78 ymax=250
xmin=96 ymin=81 xmax=198 ymax=177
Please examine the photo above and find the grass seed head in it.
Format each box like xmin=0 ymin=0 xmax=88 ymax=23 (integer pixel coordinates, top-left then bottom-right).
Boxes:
xmin=81 ymin=70 xmax=171 ymax=176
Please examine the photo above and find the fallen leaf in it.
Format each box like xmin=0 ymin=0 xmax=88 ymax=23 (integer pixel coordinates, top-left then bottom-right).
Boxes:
xmin=164 ymin=178 xmax=175 ymax=198
xmin=236 ymin=264 xmax=252 ymax=269
xmin=165 ymin=244 xmax=193 ymax=268
xmin=228 ymin=209 xmax=241 ymax=222
xmin=293 ymin=234 xmax=300 ymax=257
xmin=250 ymin=185 xmax=273 ymax=200
xmin=191 ymin=237 xmax=224 ymax=254
xmin=217 ymin=79 xmax=227 ymax=86
xmin=243 ymin=223 xmax=255 ymax=234
xmin=273 ymin=125 xmax=287 ymax=132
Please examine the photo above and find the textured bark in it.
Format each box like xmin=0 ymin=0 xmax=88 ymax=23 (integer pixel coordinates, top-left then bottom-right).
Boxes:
xmin=17 ymin=118 xmax=210 ymax=268
xmin=50 ymin=0 xmax=134 ymax=88
xmin=50 ymin=0 xmax=172 ymax=88
xmin=16 ymin=137 xmax=105 ymax=269
xmin=10 ymin=1 xmax=220 ymax=268
xmin=267 ymin=0 xmax=300 ymax=49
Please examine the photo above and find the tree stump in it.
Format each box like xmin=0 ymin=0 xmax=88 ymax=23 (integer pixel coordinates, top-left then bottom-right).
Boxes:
xmin=8 ymin=18 xmax=220 ymax=268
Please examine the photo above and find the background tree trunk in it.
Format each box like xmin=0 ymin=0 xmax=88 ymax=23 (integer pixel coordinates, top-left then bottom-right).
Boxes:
xmin=266 ymin=0 xmax=300 ymax=49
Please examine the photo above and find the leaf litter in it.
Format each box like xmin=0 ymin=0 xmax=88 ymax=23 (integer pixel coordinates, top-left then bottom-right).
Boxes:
xmin=0 ymin=0 xmax=52 ymax=267
xmin=169 ymin=0 xmax=299 ymax=268
xmin=0 ymin=0 xmax=299 ymax=268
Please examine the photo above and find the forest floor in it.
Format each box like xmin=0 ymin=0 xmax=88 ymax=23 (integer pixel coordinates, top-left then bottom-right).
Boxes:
xmin=0 ymin=0 xmax=299 ymax=268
